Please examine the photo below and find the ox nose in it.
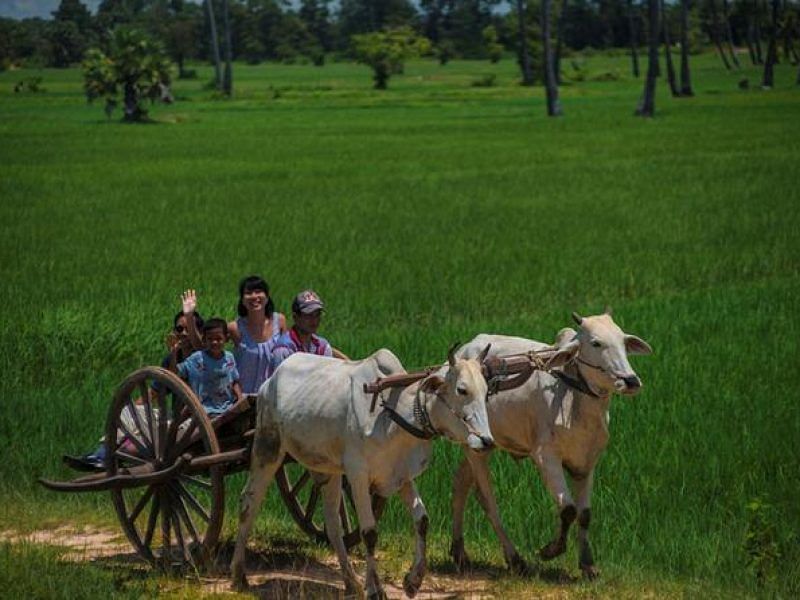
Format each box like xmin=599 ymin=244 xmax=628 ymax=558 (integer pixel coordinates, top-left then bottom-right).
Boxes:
xmin=480 ymin=435 xmax=495 ymax=450
xmin=623 ymin=376 xmax=641 ymax=390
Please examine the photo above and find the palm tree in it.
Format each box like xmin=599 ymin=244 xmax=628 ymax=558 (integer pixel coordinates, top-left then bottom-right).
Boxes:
xmin=221 ymin=0 xmax=233 ymax=96
xmin=636 ymin=0 xmax=659 ymax=116
xmin=628 ymin=0 xmax=641 ymax=77
xmin=762 ymin=0 xmax=780 ymax=87
xmin=542 ymin=0 xmax=562 ymax=115
xmin=721 ymin=0 xmax=741 ymax=67
xmin=661 ymin=0 xmax=679 ymax=96
xmin=516 ymin=0 xmax=534 ymax=86
xmin=679 ymin=0 xmax=694 ymax=95
xmin=709 ymin=0 xmax=732 ymax=69
xmin=205 ymin=0 xmax=222 ymax=90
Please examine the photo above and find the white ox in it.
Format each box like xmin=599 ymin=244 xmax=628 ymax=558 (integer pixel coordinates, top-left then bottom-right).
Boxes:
xmin=451 ymin=310 xmax=652 ymax=578
xmin=230 ymin=346 xmax=493 ymax=599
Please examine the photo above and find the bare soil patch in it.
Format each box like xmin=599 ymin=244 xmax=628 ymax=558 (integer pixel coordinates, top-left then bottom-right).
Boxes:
xmin=1 ymin=526 xmax=498 ymax=598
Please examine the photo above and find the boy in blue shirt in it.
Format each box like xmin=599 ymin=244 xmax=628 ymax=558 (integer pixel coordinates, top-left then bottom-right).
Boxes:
xmin=178 ymin=317 xmax=243 ymax=416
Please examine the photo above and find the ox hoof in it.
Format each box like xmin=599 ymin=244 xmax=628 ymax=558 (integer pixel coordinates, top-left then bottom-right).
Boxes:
xmin=367 ymin=588 xmax=387 ymax=600
xmin=231 ymin=573 xmax=249 ymax=592
xmin=539 ymin=540 xmax=566 ymax=561
xmin=450 ymin=539 xmax=472 ymax=573
xmin=403 ymin=573 xmax=422 ymax=597
xmin=581 ymin=564 xmax=600 ymax=580
xmin=344 ymin=580 xmax=363 ymax=599
xmin=507 ymin=553 xmax=529 ymax=575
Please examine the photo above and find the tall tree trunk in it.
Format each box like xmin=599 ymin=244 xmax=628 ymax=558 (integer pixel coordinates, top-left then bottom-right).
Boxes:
xmin=516 ymin=0 xmax=534 ymax=85
xmin=762 ymin=0 xmax=779 ymax=87
xmin=721 ymin=0 xmax=741 ymax=67
xmin=661 ymin=0 xmax=680 ymax=95
xmin=680 ymin=0 xmax=694 ymax=95
xmin=542 ymin=0 xmax=562 ymax=115
xmin=221 ymin=0 xmax=232 ymax=96
xmin=205 ymin=0 xmax=222 ymax=89
xmin=628 ymin=0 xmax=641 ymax=76
xmin=746 ymin=21 xmax=758 ymax=64
xmin=709 ymin=0 xmax=732 ymax=69
xmin=754 ymin=0 xmax=764 ymax=63
xmin=555 ymin=0 xmax=569 ymax=85
xmin=636 ymin=0 xmax=659 ymax=116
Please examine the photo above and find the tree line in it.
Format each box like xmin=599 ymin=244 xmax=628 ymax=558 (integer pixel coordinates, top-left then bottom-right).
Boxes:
xmin=2 ymin=0 xmax=798 ymax=71
xmin=1 ymin=0 xmax=797 ymax=119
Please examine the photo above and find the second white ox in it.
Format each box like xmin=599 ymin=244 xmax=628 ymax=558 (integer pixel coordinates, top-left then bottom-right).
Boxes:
xmin=451 ymin=310 xmax=652 ymax=578
xmin=230 ymin=345 xmax=493 ymax=599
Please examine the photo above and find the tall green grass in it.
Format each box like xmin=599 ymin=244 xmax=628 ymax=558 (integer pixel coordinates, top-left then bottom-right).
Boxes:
xmin=1 ymin=53 xmax=798 ymax=596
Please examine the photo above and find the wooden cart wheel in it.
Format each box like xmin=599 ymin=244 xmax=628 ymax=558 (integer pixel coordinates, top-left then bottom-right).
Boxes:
xmin=275 ymin=458 xmax=385 ymax=550
xmin=105 ymin=367 xmax=225 ymax=567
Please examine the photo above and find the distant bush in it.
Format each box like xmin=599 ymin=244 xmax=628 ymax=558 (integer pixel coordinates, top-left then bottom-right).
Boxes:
xmin=13 ymin=76 xmax=45 ymax=93
xmin=591 ymin=71 xmax=620 ymax=82
xmin=471 ymin=73 xmax=496 ymax=87
xmin=178 ymin=69 xmax=197 ymax=80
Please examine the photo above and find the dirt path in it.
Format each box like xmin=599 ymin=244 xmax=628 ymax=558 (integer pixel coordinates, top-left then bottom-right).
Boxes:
xmin=1 ymin=526 xmax=498 ymax=598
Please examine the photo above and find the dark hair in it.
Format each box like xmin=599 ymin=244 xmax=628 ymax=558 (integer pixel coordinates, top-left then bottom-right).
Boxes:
xmin=237 ymin=275 xmax=275 ymax=318
xmin=203 ymin=318 xmax=228 ymax=336
xmin=173 ymin=310 xmax=204 ymax=330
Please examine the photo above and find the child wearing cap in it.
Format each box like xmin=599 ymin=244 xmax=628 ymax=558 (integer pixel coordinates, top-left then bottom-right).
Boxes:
xmin=266 ymin=289 xmax=333 ymax=378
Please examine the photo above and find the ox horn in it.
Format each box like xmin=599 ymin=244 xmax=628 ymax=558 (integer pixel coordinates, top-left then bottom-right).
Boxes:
xmin=477 ymin=343 xmax=492 ymax=363
xmin=572 ymin=311 xmax=584 ymax=326
xmin=604 ymin=305 xmax=613 ymax=316
xmin=448 ymin=342 xmax=461 ymax=367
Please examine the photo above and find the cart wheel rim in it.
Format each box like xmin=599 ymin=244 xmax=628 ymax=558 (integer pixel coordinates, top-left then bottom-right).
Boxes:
xmin=106 ymin=367 xmax=224 ymax=567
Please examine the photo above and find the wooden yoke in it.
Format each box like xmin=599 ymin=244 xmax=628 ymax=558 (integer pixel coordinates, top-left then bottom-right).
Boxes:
xmin=482 ymin=348 xmax=557 ymax=395
xmin=363 ymin=368 xmax=439 ymax=412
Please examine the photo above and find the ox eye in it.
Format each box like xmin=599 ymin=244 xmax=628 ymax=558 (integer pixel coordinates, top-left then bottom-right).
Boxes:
xmin=457 ymin=385 xmax=467 ymax=396
xmin=591 ymin=340 xmax=602 ymax=348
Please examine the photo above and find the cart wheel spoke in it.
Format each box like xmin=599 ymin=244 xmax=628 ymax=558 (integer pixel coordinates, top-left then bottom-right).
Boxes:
xmin=114 ymin=418 xmax=152 ymax=459
xmin=339 ymin=494 xmax=352 ymax=533
xmin=179 ymin=474 xmax=212 ymax=490
xmin=115 ymin=449 xmax=149 ymax=466
xmin=129 ymin=486 xmax=154 ymax=525
xmin=305 ymin=482 xmax=321 ymax=517
xmin=174 ymin=480 xmax=211 ymax=524
xmin=143 ymin=494 xmax=160 ymax=550
xmin=290 ymin=469 xmax=311 ymax=498
xmin=126 ymin=392 xmax=153 ymax=451
xmin=170 ymin=483 xmax=201 ymax=545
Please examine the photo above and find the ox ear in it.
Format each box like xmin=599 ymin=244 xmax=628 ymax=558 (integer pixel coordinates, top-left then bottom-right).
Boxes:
xmin=625 ymin=334 xmax=653 ymax=355
xmin=420 ymin=375 xmax=445 ymax=394
xmin=546 ymin=339 xmax=580 ymax=369
xmin=572 ymin=311 xmax=584 ymax=326
xmin=477 ymin=343 xmax=492 ymax=363
xmin=447 ymin=342 xmax=461 ymax=368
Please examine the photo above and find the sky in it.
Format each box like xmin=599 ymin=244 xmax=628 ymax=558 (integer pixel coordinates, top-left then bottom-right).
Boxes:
xmin=0 ymin=0 xmax=313 ymax=20
xmin=1 ymin=1 xmax=105 ymax=19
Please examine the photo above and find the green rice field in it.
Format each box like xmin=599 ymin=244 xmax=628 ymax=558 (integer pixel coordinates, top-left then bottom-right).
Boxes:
xmin=1 ymin=53 xmax=799 ymax=597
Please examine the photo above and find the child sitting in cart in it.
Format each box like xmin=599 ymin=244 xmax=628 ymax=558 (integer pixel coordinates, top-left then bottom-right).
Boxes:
xmin=177 ymin=317 xmax=244 ymax=417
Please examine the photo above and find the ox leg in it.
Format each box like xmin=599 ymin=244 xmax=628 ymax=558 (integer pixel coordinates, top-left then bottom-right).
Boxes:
xmin=450 ymin=455 xmax=475 ymax=571
xmin=532 ymin=451 xmax=575 ymax=561
xmin=573 ymin=471 xmax=599 ymax=579
xmin=398 ymin=481 xmax=428 ymax=598
xmin=346 ymin=468 xmax=385 ymax=600
xmin=230 ymin=431 xmax=284 ymax=591
xmin=321 ymin=474 xmax=363 ymax=598
xmin=466 ymin=450 xmax=527 ymax=574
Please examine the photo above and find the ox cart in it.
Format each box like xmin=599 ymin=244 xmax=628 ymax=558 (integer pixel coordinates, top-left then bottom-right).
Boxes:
xmin=39 ymin=351 xmax=548 ymax=567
